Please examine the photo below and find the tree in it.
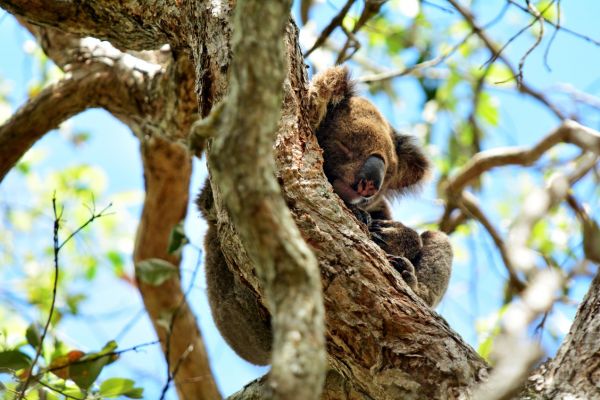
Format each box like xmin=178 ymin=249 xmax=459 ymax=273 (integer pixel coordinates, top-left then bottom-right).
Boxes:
xmin=0 ymin=1 xmax=599 ymax=399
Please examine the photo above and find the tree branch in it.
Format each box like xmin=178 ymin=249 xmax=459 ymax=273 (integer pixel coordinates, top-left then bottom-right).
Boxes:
xmin=0 ymin=72 xmax=105 ymax=182
xmin=133 ymin=135 xmax=219 ymax=400
xmin=0 ymin=0 xmax=182 ymax=50
xmin=0 ymin=17 xmax=200 ymax=185
xmin=446 ymin=0 xmax=565 ymax=119
xmin=459 ymin=192 xmax=526 ymax=291
xmin=201 ymin=20 xmax=489 ymax=400
xmin=304 ymin=0 xmax=356 ymax=57
xmin=524 ymin=268 xmax=600 ymax=398
xmin=204 ymin=0 xmax=327 ymax=398
xmin=444 ymin=120 xmax=600 ymax=196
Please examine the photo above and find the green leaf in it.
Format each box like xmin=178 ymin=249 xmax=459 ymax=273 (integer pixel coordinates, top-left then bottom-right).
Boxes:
xmin=69 ymin=355 xmax=110 ymax=390
xmin=98 ymin=340 xmax=118 ymax=356
xmin=485 ymin=64 xmax=515 ymax=87
xmin=124 ymin=387 xmax=144 ymax=399
xmin=66 ymin=293 xmax=86 ymax=315
xmin=107 ymin=250 xmax=125 ymax=276
xmin=0 ymin=350 xmax=32 ymax=372
xmin=26 ymin=323 xmax=41 ymax=349
xmin=99 ymin=377 xmax=133 ymax=397
xmin=536 ymin=0 xmax=557 ymax=22
xmin=136 ymin=258 xmax=178 ymax=286
xmin=167 ymin=222 xmax=189 ymax=255
xmin=99 ymin=377 xmax=144 ymax=398
xmin=69 ymin=341 xmax=118 ymax=390
xmin=62 ymin=386 xmax=85 ymax=399
xmin=476 ymin=92 xmax=500 ymax=127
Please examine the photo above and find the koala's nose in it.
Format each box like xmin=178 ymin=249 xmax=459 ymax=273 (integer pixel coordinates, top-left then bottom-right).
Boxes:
xmin=354 ymin=155 xmax=385 ymax=197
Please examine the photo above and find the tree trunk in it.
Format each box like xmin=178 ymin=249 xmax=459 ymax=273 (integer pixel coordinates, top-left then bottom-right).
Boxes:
xmin=194 ymin=11 xmax=489 ymax=400
xmin=522 ymin=271 xmax=600 ymax=399
xmin=4 ymin=1 xmax=600 ymax=399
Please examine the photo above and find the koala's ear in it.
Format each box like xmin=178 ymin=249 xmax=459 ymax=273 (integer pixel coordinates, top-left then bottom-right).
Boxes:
xmin=391 ymin=133 xmax=431 ymax=190
xmin=307 ymin=66 xmax=355 ymax=129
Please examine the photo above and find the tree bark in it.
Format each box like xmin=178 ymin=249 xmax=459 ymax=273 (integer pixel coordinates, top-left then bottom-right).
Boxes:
xmin=522 ymin=270 xmax=600 ymax=399
xmin=205 ymin=0 xmax=327 ymax=398
xmin=4 ymin=1 xmax=600 ymax=399
xmin=134 ymin=135 xmax=219 ymax=400
xmin=1 ymin=15 xmax=216 ymax=400
xmin=193 ymin=12 xmax=489 ymax=400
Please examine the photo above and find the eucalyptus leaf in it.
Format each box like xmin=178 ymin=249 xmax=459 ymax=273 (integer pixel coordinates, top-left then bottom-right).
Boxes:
xmin=0 ymin=350 xmax=32 ymax=372
xmin=136 ymin=258 xmax=178 ymax=286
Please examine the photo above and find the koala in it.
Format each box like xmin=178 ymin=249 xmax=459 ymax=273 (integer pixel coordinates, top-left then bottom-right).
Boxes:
xmin=199 ymin=66 xmax=452 ymax=365
xmin=311 ymin=66 xmax=453 ymax=308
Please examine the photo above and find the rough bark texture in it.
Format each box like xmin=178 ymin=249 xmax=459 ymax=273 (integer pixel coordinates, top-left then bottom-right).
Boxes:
xmin=205 ymin=0 xmax=327 ymax=399
xmin=0 ymin=15 xmax=216 ymax=400
xmin=0 ymin=0 xmax=184 ymax=50
xmin=523 ymin=271 xmax=600 ymax=399
xmin=3 ymin=1 xmax=600 ymax=400
xmin=193 ymin=10 xmax=488 ymax=400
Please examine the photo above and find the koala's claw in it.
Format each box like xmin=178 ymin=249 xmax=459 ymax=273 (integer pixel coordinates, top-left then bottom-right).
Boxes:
xmin=370 ymin=231 xmax=386 ymax=246
xmin=369 ymin=219 xmax=390 ymax=229
xmin=350 ymin=206 xmax=372 ymax=225
xmin=387 ymin=254 xmax=417 ymax=289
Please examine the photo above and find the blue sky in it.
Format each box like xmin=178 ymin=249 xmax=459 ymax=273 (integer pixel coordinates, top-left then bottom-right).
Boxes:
xmin=1 ymin=1 xmax=600 ymax=398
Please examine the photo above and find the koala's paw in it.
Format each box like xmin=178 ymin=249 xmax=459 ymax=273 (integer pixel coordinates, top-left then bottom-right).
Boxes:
xmin=349 ymin=205 xmax=372 ymax=226
xmin=387 ymin=255 xmax=417 ymax=290
xmin=369 ymin=220 xmax=422 ymax=261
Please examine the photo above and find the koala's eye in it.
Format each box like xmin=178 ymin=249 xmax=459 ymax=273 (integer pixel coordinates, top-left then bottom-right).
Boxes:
xmin=332 ymin=139 xmax=353 ymax=159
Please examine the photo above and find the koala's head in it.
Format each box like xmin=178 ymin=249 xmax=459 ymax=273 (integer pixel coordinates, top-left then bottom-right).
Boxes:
xmin=310 ymin=67 xmax=430 ymax=210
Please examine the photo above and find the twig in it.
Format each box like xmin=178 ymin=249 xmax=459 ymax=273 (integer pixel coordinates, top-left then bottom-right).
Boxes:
xmin=335 ymin=0 xmax=388 ymax=64
xmin=17 ymin=196 xmax=113 ymax=399
xmin=543 ymin=0 xmax=561 ymax=71
xmin=304 ymin=0 xmax=356 ymax=57
xmin=358 ymin=31 xmax=474 ymax=83
xmin=446 ymin=0 xmax=566 ymax=119
xmin=421 ymin=0 xmax=454 ymax=14
xmin=43 ymin=340 xmax=160 ymax=376
xmin=58 ymin=202 xmax=113 ymax=250
xmin=482 ymin=0 xmax=554 ymax=79
xmin=515 ymin=0 xmax=548 ymax=86
xmin=482 ymin=2 xmax=510 ymax=31
xmin=445 ymin=119 xmax=600 ymax=195
xmin=114 ymin=308 xmax=147 ymax=342
xmin=553 ymin=83 xmax=600 ymax=111
xmin=17 ymin=195 xmax=62 ymax=399
xmin=336 ymin=24 xmax=361 ymax=64
xmin=459 ymin=192 xmax=526 ymax=291
xmin=159 ymin=344 xmax=194 ymax=400
xmin=508 ymin=0 xmax=600 ymax=47
xmin=35 ymin=379 xmax=85 ymax=400
xmin=158 ymin=246 xmax=203 ymax=400
xmin=439 ymin=208 xmax=467 ymax=234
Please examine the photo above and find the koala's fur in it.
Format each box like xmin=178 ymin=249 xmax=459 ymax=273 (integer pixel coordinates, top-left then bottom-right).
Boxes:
xmin=199 ymin=66 xmax=452 ymax=365
xmin=312 ymin=67 xmax=452 ymax=308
